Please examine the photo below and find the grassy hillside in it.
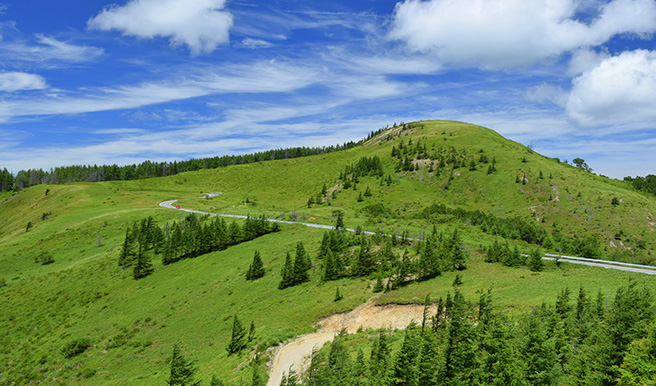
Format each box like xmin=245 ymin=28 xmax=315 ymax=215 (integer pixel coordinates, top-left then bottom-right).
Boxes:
xmin=1 ymin=120 xmax=654 ymax=385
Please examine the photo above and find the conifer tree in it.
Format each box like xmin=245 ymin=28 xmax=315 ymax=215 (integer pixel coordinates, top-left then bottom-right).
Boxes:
xmin=292 ymin=242 xmax=311 ymax=284
xmin=389 ymin=322 xmax=420 ymax=386
xmin=248 ymin=321 xmax=256 ymax=343
xmin=279 ymin=252 xmax=294 ymax=289
xmin=118 ymin=227 xmax=136 ymax=267
xmin=528 ymin=247 xmax=544 ymax=272
xmin=133 ymin=243 xmax=153 ymax=279
xmin=209 ymin=375 xmax=224 ymax=386
xmin=168 ymin=343 xmax=200 ymax=386
xmin=372 ymin=269 xmax=384 ymax=293
xmin=247 ymin=250 xmax=265 ymax=280
xmin=416 ymin=329 xmax=440 ymax=386
xmin=226 ymin=315 xmax=247 ymax=355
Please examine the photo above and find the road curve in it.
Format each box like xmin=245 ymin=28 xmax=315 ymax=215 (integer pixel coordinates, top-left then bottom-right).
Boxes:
xmin=159 ymin=196 xmax=656 ymax=276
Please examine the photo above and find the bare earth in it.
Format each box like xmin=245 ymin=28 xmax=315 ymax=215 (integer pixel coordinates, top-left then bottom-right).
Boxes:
xmin=266 ymin=300 xmax=436 ymax=386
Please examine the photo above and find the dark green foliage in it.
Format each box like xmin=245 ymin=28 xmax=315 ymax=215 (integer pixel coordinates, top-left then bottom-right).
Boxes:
xmin=612 ymin=197 xmax=620 ymax=206
xmin=469 ymin=159 xmax=476 ymax=171
xmin=209 ymin=375 xmax=225 ymax=386
xmin=226 ymin=315 xmax=247 ymax=355
xmin=61 ymin=338 xmax=91 ymax=358
xmin=334 ymin=286 xmax=343 ymax=302
xmin=389 ymin=323 xmax=420 ymax=386
xmin=246 ymin=250 xmax=265 ymax=280
xmin=34 ymin=251 xmax=55 ymax=265
xmin=7 ymin=142 xmax=363 ymax=190
xmin=279 ymin=252 xmax=295 ymax=289
xmin=168 ymin=343 xmax=200 ymax=386
xmin=528 ymin=247 xmax=544 ymax=272
xmin=248 ymin=321 xmax=256 ymax=343
xmin=372 ymin=269 xmax=384 ymax=293
xmin=624 ymin=174 xmax=656 ymax=197
xmin=133 ymin=243 xmax=153 ymax=279
xmin=303 ymin=282 xmax=654 ymax=386
xmin=618 ymin=323 xmax=656 ymax=386
xmin=25 ymin=221 xmax=32 ymax=232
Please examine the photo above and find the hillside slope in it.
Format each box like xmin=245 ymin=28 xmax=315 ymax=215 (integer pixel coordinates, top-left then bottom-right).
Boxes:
xmin=1 ymin=120 xmax=654 ymax=385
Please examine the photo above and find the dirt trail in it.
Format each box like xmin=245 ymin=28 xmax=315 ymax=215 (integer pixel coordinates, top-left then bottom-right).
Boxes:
xmin=266 ymin=300 xmax=436 ymax=386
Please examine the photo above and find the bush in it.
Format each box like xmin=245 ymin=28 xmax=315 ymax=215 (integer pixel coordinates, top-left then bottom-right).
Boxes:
xmin=34 ymin=252 xmax=55 ymax=265
xmin=62 ymin=338 xmax=91 ymax=358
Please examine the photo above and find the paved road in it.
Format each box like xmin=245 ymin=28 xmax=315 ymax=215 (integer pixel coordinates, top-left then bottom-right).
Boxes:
xmin=159 ymin=196 xmax=656 ymax=276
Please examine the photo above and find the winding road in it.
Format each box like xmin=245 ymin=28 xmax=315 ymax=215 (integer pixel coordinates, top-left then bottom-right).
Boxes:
xmin=159 ymin=194 xmax=656 ymax=276
xmin=158 ymin=194 xmax=656 ymax=385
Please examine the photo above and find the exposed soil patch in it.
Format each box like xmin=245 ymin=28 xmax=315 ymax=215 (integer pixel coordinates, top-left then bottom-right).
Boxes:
xmin=267 ymin=300 xmax=436 ymax=386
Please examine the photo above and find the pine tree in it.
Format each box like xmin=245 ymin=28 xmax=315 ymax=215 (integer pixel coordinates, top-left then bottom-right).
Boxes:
xmin=248 ymin=321 xmax=256 ymax=343
xmin=279 ymin=252 xmax=294 ymax=289
xmin=364 ymin=186 xmax=372 ymax=197
xmin=226 ymin=315 xmax=247 ymax=355
xmin=133 ymin=243 xmax=153 ymax=279
xmin=118 ymin=227 xmax=136 ymax=267
xmin=528 ymin=247 xmax=544 ymax=272
xmin=292 ymin=242 xmax=311 ymax=284
xmin=416 ymin=329 xmax=440 ymax=386
xmin=247 ymin=251 xmax=265 ymax=280
xmin=357 ymin=192 xmax=364 ymax=202
xmin=209 ymin=375 xmax=224 ymax=386
xmin=389 ymin=322 xmax=420 ymax=386
xmin=168 ymin=343 xmax=200 ymax=386
xmin=334 ymin=286 xmax=343 ymax=302
xmin=372 ymin=269 xmax=384 ymax=293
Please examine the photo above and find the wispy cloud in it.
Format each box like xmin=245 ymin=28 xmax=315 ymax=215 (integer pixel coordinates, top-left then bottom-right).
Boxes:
xmin=0 ymin=71 xmax=48 ymax=92
xmin=0 ymin=33 xmax=104 ymax=65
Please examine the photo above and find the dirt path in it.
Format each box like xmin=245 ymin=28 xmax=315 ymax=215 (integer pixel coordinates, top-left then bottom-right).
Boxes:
xmin=266 ymin=300 xmax=436 ymax=386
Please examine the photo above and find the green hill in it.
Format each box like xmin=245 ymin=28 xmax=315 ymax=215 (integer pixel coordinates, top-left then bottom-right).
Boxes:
xmin=1 ymin=120 xmax=654 ymax=385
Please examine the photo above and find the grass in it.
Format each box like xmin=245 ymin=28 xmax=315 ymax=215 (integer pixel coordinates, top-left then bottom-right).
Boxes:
xmin=1 ymin=120 xmax=655 ymax=384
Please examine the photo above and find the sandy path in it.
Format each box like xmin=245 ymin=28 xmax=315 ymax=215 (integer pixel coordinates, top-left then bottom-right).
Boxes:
xmin=266 ymin=300 xmax=436 ymax=386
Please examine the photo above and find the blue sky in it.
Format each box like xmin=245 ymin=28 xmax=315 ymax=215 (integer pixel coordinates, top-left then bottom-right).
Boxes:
xmin=1 ymin=0 xmax=655 ymax=178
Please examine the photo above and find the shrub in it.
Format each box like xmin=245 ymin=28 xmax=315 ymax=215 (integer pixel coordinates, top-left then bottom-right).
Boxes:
xmin=62 ymin=338 xmax=91 ymax=358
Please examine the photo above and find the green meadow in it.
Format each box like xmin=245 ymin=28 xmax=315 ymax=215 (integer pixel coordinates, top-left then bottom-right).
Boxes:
xmin=1 ymin=120 xmax=655 ymax=385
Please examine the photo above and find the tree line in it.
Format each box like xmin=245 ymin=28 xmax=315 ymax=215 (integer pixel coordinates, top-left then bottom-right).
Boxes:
xmin=624 ymin=174 xmax=656 ymax=197
xmin=283 ymin=279 xmax=654 ymax=386
xmin=0 ymin=123 xmax=401 ymax=193
xmin=119 ymin=213 xmax=279 ymax=279
xmin=420 ymin=202 xmax=601 ymax=259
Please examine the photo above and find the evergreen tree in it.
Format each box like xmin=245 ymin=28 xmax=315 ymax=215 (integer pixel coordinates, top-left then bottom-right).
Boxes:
xmin=226 ymin=315 xmax=247 ymax=355
xmin=372 ymin=269 xmax=384 ymax=293
xmin=247 ymin=250 xmax=265 ymax=280
xmin=292 ymin=242 xmax=311 ymax=284
xmin=248 ymin=321 xmax=256 ymax=343
xmin=209 ymin=376 xmax=224 ymax=386
xmin=389 ymin=323 xmax=420 ymax=386
xmin=334 ymin=286 xmax=343 ymax=302
xmin=118 ymin=227 xmax=136 ymax=267
xmin=250 ymin=363 xmax=265 ymax=386
xmin=133 ymin=243 xmax=153 ymax=279
xmin=416 ymin=329 xmax=440 ymax=386
xmin=528 ymin=247 xmax=544 ymax=272
xmin=618 ymin=323 xmax=656 ymax=386
xmin=279 ymin=252 xmax=294 ymax=289
xmin=370 ymin=331 xmax=391 ymax=386
xmin=167 ymin=343 xmax=200 ymax=386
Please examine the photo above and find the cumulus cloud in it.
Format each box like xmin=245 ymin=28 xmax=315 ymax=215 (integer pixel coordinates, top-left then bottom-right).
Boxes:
xmin=389 ymin=0 xmax=656 ymax=69
xmin=566 ymin=49 xmax=656 ymax=127
xmin=0 ymin=72 xmax=47 ymax=92
xmin=88 ymin=0 xmax=233 ymax=55
xmin=568 ymin=48 xmax=610 ymax=76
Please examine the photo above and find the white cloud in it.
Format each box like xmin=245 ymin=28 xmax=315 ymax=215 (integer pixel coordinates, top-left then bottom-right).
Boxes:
xmin=566 ymin=49 xmax=656 ymax=127
xmin=238 ymin=38 xmax=273 ymax=49
xmin=0 ymin=72 xmax=47 ymax=92
xmin=568 ymin=48 xmax=609 ymax=76
xmin=88 ymin=0 xmax=233 ymax=55
xmin=0 ymin=34 xmax=104 ymax=64
xmin=389 ymin=0 xmax=656 ymax=69
xmin=0 ymin=61 xmax=320 ymax=122
xmin=525 ymin=83 xmax=568 ymax=107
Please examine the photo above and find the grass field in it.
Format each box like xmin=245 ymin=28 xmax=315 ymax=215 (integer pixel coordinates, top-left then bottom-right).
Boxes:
xmin=1 ymin=120 xmax=655 ymax=385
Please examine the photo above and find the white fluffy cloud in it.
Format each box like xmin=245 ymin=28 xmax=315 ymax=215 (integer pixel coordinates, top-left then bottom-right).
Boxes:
xmin=0 ymin=72 xmax=47 ymax=92
xmin=88 ymin=0 xmax=233 ymax=55
xmin=567 ymin=49 xmax=656 ymax=127
xmin=389 ymin=0 xmax=656 ymax=69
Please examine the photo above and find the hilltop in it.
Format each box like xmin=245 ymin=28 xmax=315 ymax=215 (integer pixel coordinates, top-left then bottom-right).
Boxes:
xmin=1 ymin=120 xmax=655 ymax=385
